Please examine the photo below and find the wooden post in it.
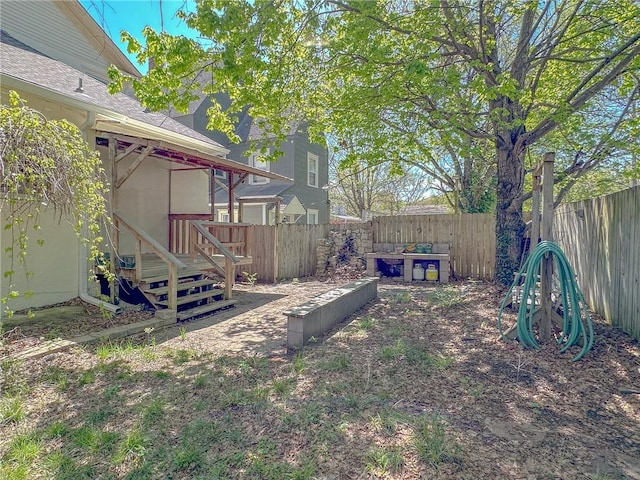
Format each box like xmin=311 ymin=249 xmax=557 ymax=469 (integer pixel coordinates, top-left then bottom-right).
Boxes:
xmin=168 ymin=263 xmax=177 ymax=311
xmin=275 ymin=199 xmax=281 ymax=224
xmin=530 ymin=164 xmax=542 ymax=252
xmin=539 ymin=152 xmax=555 ymax=342
xmin=210 ymin=169 xmax=216 ymax=221
xmin=273 ymin=224 xmax=279 ymax=282
xmin=224 ymin=257 xmax=234 ymax=299
xmin=228 ymin=172 xmax=234 ymax=223
xmin=109 ymin=137 xmax=120 ymax=303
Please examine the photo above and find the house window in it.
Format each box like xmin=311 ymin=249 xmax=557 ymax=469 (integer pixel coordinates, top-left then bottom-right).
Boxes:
xmin=250 ymin=150 xmax=270 ymax=185
xmin=307 ymin=152 xmax=318 ymax=188
xmin=214 ymin=169 xmax=227 ymax=179
xmin=307 ymin=208 xmax=319 ymax=225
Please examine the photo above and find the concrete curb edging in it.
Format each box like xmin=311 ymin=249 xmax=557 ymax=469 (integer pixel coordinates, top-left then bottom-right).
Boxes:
xmin=284 ymin=277 xmax=378 ymax=348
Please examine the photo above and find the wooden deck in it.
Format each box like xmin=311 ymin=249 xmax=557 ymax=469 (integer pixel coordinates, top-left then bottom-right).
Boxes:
xmin=117 ymin=253 xmax=252 ymax=283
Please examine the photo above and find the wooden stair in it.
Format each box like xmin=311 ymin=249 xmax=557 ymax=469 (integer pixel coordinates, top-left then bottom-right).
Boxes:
xmin=138 ymin=269 xmax=237 ymax=322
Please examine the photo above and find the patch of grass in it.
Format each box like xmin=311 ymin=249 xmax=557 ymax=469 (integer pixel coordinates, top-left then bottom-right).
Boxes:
xmin=141 ymin=398 xmax=165 ymax=425
xmin=181 ymin=419 xmax=223 ymax=450
xmin=272 ymin=377 xmax=294 ymax=397
xmin=220 ymin=386 xmax=251 ymax=409
xmin=1 ymin=359 xmax=28 ymax=396
xmin=413 ymin=413 xmax=460 ymax=467
xmin=86 ymin=406 xmax=114 ymax=426
xmin=5 ymin=432 xmax=42 ymax=465
xmin=44 ymin=326 xmax=63 ymax=341
xmin=427 ymin=285 xmax=464 ymax=308
xmin=140 ymin=346 xmax=157 ymax=361
xmin=292 ymin=351 xmax=306 ymax=374
xmin=179 ymin=326 xmax=187 ymax=341
xmin=193 ymin=373 xmax=208 ymax=388
xmin=154 ymin=370 xmax=170 ymax=379
xmin=0 ymin=396 xmax=25 ymax=424
xmin=172 ymin=448 xmax=205 ymax=472
xmin=318 ymin=354 xmax=350 ymax=372
xmin=40 ymin=365 xmax=69 ymax=391
xmin=238 ymin=355 xmax=269 ymax=376
xmin=355 ymin=316 xmax=376 ymax=331
xmin=172 ymin=348 xmax=196 ymax=365
xmin=250 ymin=385 xmax=270 ymax=405
xmin=113 ymin=428 xmax=147 ymax=465
xmin=71 ymin=426 xmax=119 ymax=455
xmin=45 ymin=420 xmax=70 ymax=438
xmin=382 ymin=324 xmax=407 ymax=338
xmin=78 ymin=369 xmax=96 ymax=386
xmin=369 ymin=410 xmax=398 ymax=435
xmin=96 ymin=339 xmax=137 ymax=360
xmin=381 ymin=340 xmax=454 ymax=373
xmin=390 ymin=291 xmax=412 ymax=304
xmin=298 ymin=402 xmax=324 ymax=427
xmin=365 ymin=445 xmax=405 ymax=476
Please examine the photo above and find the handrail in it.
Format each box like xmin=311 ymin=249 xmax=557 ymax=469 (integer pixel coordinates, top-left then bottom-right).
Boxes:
xmin=115 ymin=212 xmax=187 ymax=269
xmin=191 ymin=221 xmax=240 ymax=264
xmin=114 ymin=211 xmax=186 ymax=310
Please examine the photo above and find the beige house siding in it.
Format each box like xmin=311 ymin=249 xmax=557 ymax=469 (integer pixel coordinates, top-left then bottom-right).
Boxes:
xmin=1 ymin=209 xmax=80 ymax=311
xmin=170 ymin=169 xmax=210 ymax=214
xmin=0 ymin=0 xmax=138 ymax=82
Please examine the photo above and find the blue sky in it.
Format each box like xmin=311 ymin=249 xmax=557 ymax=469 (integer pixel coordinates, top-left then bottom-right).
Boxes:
xmin=79 ymin=0 xmax=198 ymax=73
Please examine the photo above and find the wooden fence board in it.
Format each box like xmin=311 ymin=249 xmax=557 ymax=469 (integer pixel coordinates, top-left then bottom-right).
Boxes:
xmin=554 ymin=186 xmax=640 ymax=341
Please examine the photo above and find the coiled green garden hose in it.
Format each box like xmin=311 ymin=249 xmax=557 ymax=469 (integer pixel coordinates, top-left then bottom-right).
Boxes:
xmin=497 ymin=241 xmax=594 ymax=361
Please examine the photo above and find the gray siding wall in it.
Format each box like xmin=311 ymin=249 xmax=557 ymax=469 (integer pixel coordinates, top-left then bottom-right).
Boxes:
xmin=180 ymin=99 xmax=329 ymax=224
xmin=290 ymin=135 xmax=330 ymax=224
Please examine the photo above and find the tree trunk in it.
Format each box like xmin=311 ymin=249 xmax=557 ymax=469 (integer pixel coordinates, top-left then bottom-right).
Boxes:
xmin=494 ymin=133 xmax=526 ymax=285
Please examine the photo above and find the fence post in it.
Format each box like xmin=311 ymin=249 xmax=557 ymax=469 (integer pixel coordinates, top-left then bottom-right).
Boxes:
xmin=539 ymin=152 xmax=555 ymax=342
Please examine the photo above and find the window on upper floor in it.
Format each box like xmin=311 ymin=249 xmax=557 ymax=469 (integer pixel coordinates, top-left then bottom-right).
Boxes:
xmin=307 ymin=208 xmax=319 ymax=225
xmin=307 ymin=152 xmax=318 ymax=188
xmin=250 ymin=150 xmax=270 ymax=184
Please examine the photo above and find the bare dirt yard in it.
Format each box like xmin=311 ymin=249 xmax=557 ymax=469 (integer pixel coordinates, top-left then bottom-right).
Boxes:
xmin=1 ymin=278 xmax=639 ymax=479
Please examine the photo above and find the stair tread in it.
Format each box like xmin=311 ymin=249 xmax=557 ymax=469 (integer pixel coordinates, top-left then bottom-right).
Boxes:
xmin=176 ymin=300 xmax=237 ymax=321
xmin=142 ymin=269 xmax=208 ymax=284
xmin=141 ymin=278 xmax=218 ymax=295
xmin=156 ymin=288 xmax=224 ymax=307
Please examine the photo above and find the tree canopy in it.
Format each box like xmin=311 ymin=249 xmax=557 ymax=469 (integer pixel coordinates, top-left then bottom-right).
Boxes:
xmin=110 ymin=0 xmax=640 ymax=284
xmin=0 ymin=92 xmax=109 ymax=315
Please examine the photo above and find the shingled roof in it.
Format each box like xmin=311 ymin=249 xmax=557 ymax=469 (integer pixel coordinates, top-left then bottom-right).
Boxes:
xmin=0 ymin=30 xmax=227 ymax=153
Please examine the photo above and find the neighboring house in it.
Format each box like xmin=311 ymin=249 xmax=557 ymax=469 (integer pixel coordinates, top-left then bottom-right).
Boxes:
xmin=172 ymin=92 xmax=330 ymax=225
xmin=1 ymin=1 xmax=291 ymax=316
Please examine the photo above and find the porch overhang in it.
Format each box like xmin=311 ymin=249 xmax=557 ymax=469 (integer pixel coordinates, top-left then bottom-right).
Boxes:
xmin=94 ymin=126 xmax=293 ymax=183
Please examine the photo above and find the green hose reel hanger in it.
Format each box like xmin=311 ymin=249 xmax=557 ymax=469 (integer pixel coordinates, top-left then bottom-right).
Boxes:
xmin=497 ymin=241 xmax=594 ymax=362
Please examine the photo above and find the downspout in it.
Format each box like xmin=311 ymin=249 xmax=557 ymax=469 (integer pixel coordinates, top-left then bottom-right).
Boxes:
xmin=79 ymin=111 xmax=123 ymax=315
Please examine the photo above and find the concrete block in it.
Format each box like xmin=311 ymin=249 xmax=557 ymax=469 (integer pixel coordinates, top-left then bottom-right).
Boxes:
xmin=285 ymin=277 xmax=378 ymax=348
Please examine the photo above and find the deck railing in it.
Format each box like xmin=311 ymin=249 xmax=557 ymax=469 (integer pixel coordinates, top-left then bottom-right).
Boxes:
xmin=168 ymin=214 xmax=252 ymax=258
xmin=169 ymin=214 xmax=252 ymax=298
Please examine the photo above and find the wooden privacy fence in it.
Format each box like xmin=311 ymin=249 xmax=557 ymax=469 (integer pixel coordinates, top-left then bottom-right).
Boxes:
xmin=265 ymin=214 xmax=496 ymax=281
xmin=169 ymin=214 xmax=497 ymax=282
xmin=369 ymin=213 xmax=497 ymax=279
xmin=243 ymin=224 xmax=330 ymax=282
xmin=553 ymin=186 xmax=640 ymax=340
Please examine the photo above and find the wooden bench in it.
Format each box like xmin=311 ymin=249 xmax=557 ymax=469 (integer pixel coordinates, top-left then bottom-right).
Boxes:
xmin=365 ymin=243 xmax=450 ymax=283
xmin=284 ymin=277 xmax=378 ymax=348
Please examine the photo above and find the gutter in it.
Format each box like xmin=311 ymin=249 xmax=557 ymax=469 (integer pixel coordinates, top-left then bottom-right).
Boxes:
xmin=78 ymin=111 xmax=122 ymax=315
